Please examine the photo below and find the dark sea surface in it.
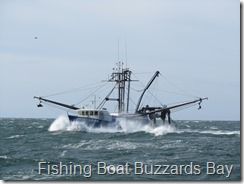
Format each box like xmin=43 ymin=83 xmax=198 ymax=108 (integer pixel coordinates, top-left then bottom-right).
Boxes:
xmin=0 ymin=117 xmax=240 ymax=180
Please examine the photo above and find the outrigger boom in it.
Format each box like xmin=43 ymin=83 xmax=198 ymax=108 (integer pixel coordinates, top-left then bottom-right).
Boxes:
xmin=34 ymin=96 xmax=79 ymax=110
xmin=145 ymin=97 xmax=208 ymax=115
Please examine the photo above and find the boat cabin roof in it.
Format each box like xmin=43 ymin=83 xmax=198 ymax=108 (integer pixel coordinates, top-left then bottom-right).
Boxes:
xmin=76 ymin=108 xmax=110 ymax=117
xmin=77 ymin=108 xmax=108 ymax=112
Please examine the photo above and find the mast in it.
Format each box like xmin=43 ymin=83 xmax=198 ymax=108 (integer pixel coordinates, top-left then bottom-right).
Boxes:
xmin=104 ymin=63 xmax=134 ymax=114
xmin=117 ymin=63 xmax=130 ymax=113
xmin=135 ymin=71 xmax=160 ymax=113
xmin=118 ymin=62 xmax=122 ymax=113
xmin=126 ymin=70 xmax=131 ymax=113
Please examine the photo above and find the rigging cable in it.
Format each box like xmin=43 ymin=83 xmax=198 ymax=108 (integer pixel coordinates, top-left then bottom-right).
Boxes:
xmin=170 ymin=103 xmax=199 ymax=113
xmin=132 ymin=72 xmax=165 ymax=108
xmin=41 ymin=101 xmax=73 ymax=115
xmin=74 ymin=81 xmax=112 ymax=106
xmin=97 ymin=84 xmax=117 ymax=109
xmin=159 ymin=73 xmax=198 ymax=98
xmin=156 ymin=89 xmax=199 ymax=98
xmin=170 ymin=117 xmax=177 ymax=128
xmin=42 ymin=81 xmax=102 ymax=98
xmin=125 ymin=87 xmax=137 ymax=106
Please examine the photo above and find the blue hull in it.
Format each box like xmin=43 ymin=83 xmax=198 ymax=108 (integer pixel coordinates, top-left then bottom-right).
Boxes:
xmin=68 ymin=115 xmax=117 ymax=128
xmin=68 ymin=114 xmax=156 ymax=128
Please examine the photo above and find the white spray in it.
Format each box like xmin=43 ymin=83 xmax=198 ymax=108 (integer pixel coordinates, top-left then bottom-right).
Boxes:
xmin=48 ymin=115 xmax=177 ymax=136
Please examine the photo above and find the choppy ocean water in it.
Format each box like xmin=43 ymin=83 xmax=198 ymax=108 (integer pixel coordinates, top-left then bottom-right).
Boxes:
xmin=0 ymin=117 xmax=240 ymax=180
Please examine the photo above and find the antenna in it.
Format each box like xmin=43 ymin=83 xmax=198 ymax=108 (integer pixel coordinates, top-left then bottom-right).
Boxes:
xmin=125 ymin=37 xmax=127 ymax=68
xmin=116 ymin=37 xmax=127 ymax=70
xmin=118 ymin=36 xmax=120 ymax=62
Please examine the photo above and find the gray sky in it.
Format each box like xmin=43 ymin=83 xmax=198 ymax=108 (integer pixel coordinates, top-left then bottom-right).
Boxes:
xmin=0 ymin=0 xmax=240 ymax=120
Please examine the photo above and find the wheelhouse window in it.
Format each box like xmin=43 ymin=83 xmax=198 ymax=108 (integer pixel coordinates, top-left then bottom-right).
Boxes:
xmin=94 ymin=111 xmax=98 ymax=116
xmin=90 ymin=111 xmax=94 ymax=116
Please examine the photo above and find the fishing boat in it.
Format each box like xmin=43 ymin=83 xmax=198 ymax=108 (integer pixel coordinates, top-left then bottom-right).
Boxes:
xmin=34 ymin=62 xmax=207 ymax=127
